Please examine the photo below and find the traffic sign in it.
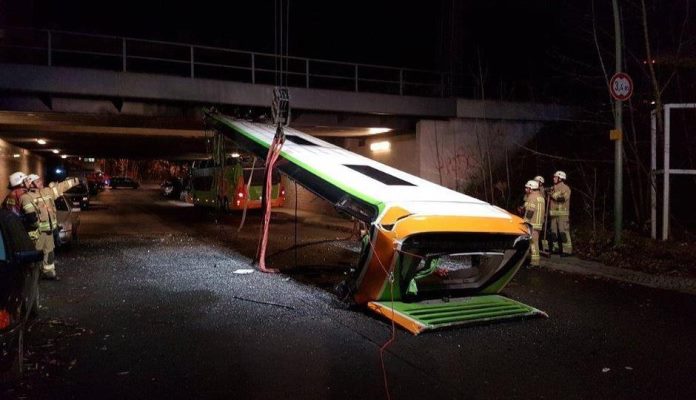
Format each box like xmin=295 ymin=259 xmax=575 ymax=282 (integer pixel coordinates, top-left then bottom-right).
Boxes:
xmin=609 ymin=72 xmax=633 ymax=101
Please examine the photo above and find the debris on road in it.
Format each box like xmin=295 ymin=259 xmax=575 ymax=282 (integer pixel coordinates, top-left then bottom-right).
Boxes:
xmin=233 ymin=269 xmax=255 ymax=274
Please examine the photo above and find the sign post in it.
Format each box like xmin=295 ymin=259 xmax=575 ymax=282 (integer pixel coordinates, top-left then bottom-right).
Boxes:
xmin=609 ymin=71 xmax=633 ymax=245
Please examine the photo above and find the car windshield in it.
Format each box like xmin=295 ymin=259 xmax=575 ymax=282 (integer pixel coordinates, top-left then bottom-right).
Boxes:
xmin=66 ymin=184 xmax=88 ymax=194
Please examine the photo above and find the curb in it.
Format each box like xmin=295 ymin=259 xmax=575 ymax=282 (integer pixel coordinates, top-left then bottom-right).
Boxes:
xmin=541 ymin=256 xmax=696 ymax=296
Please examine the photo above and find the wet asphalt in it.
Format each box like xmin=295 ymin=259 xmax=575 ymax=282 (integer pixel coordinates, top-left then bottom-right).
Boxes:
xmin=3 ymin=186 xmax=696 ymax=399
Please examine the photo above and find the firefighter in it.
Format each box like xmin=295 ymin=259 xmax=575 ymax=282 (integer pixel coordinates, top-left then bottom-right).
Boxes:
xmin=2 ymin=171 xmax=29 ymax=216
xmin=523 ymin=180 xmax=545 ymax=267
xmin=535 ymin=175 xmax=551 ymax=254
xmin=548 ymin=170 xmax=572 ymax=256
xmin=26 ymin=174 xmax=58 ymax=279
xmin=518 ymin=175 xmax=545 ymax=216
xmin=29 ymin=174 xmax=62 ymax=247
xmin=4 ymin=172 xmax=41 ymax=245
xmin=534 ymin=175 xmax=545 ymax=192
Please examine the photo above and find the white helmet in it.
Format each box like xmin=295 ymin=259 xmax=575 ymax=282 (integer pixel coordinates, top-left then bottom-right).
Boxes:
xmin=554 ymin=171 xmax=567 ymax=180
xmin=9 ymin=172 xmax=27 ymax=187
xmin=534 ymin=175 xmax=545 ymax=184
xmin=26 ymin=174 xmax=40 ymax=184
xmin=525 ymin=180 xmax=539 ymax=190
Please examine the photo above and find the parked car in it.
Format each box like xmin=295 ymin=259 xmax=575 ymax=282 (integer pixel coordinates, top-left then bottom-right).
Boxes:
xmin=160 ymin=177 xmax=183 ymax=198
xmin=64 ymin=181 xmax=90 ymax=210
xmin=86 ymin=171 xmax=109 ymax=195
xmin=110 ymin=176 xmax=140 ymax=189
xmin=54 ymin=195 xmax=81 ymax=247
xmin=87 ymin=180 xmax=103 ymax=196
xmin=0 ymin=210 xmax=43 ymax=382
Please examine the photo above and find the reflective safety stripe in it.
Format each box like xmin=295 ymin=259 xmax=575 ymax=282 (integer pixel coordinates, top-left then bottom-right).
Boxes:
xmin=38 ymin=221 xmax=52 ymax=232
xmin=549 ymin=210 xmax=569 ymax=216
xmin=533 ymin=196 xmax=545 ymax=229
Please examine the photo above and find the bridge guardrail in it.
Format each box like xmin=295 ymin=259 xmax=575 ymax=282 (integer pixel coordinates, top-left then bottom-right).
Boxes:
xmin=0 ymin=27 xmax=456 ymax=98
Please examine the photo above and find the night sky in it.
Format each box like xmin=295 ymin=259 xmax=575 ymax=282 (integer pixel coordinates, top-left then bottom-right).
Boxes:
xmin=2 ymin=1 xmax=561 ymax=76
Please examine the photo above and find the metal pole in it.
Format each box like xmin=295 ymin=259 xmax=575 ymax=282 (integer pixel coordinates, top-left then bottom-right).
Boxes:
xmin=122 ymin=38 xmax=127 ymax=72
xmin=662 ymin=106 xmax=671 ymax=240
xmin=650 ymin=110 xmax=656 ymax=240
xmin=612 ymin=0 xmax=623 ymax=245
xmin=305 ymin=59 xmax=309 ymax=88
xmin=47 ymin=30 xmax=52 ymax=66
xmin=190 ymin=46 xmax=195 ymax=78
xmin=354 ymin=65 xmax=359 ymax=92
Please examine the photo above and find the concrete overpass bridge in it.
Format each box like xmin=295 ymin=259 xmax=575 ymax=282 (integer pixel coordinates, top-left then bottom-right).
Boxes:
xmin=0 ymin=27 xmax=574 ymax=190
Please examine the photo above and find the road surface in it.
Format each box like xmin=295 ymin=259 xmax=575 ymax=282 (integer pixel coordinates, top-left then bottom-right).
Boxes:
xmin=3 ymin=186 xmax=696 ymax=399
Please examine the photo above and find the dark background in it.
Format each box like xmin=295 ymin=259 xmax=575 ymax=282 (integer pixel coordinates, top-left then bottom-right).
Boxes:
xmin=1 ymin=0 xmax=568 ymax=100
xmin=1 ymin=0 xmax=695 ymax=231
xmin=1 ymin=0 xmax=693 ymax=104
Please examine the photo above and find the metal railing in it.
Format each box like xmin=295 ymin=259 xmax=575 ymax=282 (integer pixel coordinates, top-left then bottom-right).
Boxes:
xmin=0 ymin=27 xmax=454 ymax=97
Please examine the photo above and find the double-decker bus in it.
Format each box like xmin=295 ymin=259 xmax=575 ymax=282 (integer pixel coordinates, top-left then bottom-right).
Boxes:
xmin=190 ymin=156 xmax=285 ymax=211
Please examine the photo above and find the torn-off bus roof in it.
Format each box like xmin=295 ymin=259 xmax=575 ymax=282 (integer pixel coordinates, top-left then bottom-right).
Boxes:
xmin=206 ymin=112 xmax=513 ymax=224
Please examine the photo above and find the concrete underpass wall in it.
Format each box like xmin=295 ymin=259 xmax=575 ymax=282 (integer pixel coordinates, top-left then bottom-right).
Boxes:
xmin=0 ymin=138 xmax=45 ymax=200
xmin=342 ymin=119 xmax=543 ymax=194
xmin=417 ymin=119 xmax=542 ymax=192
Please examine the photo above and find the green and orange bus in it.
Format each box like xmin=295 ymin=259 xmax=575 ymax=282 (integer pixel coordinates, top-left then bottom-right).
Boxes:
xmin=190 ymin=156 xmax=285 ymax=211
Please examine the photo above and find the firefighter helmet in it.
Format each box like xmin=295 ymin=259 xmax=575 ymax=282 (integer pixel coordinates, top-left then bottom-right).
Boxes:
xmin=534 ymin=175 xmax=545 ymax=184
xmin=554 ymin=171 xmax=567 ymax=180
xmin=9 ymin=172 xmax=27 ymax=187
xmin=26 ymin=174 xmax=40 ymax=184
xmin=525 ymin=180 xmax=539 ymax=190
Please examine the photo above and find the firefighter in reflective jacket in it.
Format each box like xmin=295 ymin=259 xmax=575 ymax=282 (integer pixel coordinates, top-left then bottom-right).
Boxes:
xmin=3 ymin=172 xmax=29 ymax=216
xmin=548 ymin=170 xmax=572 ymax=256
xmin=4 ymin=173 xmax=42 ymax=244
xmin=28 ymin=174 xmax=59 ymax=231
xmin=518 ymin=175 xmax=546 ymax=217
xmin=26 ymin=174 xmax=58 ymax=279
xmin=523 ymin=180 xmax=545 ymax=266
